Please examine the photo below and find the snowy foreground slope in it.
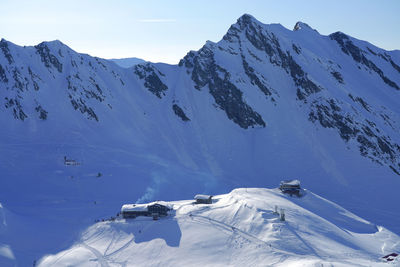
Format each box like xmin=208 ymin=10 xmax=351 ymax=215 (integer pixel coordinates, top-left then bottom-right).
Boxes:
xmin=1 ymin=14 xmax=400 ymax=265
xmin=38 ymin=188 xmax=400 ymax=267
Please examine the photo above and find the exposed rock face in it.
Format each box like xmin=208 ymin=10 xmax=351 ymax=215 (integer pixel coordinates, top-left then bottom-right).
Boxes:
xmin=0 ymin=64 xmax=8 ymax=83
xmin=5 ymin=97 xmax=27 ymax=120
xmin=66 ymin=74 xmax=104 ymax=121
xmin=0 ymin=39 xmax=14 ymax=64
xmin=180 ymin=45 xmax=266 ymax=129
xmin=35 ymin=42 xmax=63 ymax=73
xmin=228 ymin=15 xmax=323 ymax=102
xmin=330 ymin=32 xmax=399 ymax=90
xmin=309 ymin=97 xmax=400 ymax=170
xmin=331 ymin=71 xmax=344 ymax=84
xmin=172 ymin=104 xmax=190 ymax=122
xmin=0 ymin=40 xmax=118 ymax=123
xmin=241 ymin=54 xmax=275 ymax=100
xmin=134 ymin=63 xmax=168 ymax=98
xmin=35 ymin=105 xmax=48 ymax=120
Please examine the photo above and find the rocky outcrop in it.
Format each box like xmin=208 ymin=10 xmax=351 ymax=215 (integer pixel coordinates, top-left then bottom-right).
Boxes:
xmin=134 ymin=63 xmax=168 ymax=98
xmin=34 ymin=42 xmax=63 ymax=73
xmin=309 ymin=98 xmax=400 ymax=175
xmin=172 ymin=104 xmax=190 ymax=122
xmin=330 ymin=32 xmax=399 ymax=90
xmin=181 ymin=45 xmax=266 ymax=129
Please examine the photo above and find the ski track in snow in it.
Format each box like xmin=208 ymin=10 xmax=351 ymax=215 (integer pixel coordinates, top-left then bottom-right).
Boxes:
xmin=104 ymin=236 xmax=135 ymax=258
xmin=36 ymin=188 xmax=400 ymax=266
xmin=81 ymin=243 xmax=110 ymax=267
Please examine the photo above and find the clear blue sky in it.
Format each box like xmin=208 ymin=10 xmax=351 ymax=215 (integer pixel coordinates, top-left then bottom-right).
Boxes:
xmin=1 ymin=0 xmax=399 ymax=64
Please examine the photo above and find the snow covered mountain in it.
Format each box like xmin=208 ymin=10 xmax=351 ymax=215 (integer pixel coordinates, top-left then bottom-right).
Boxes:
xmin=38 ymin=188 xmax=400 ymax=266
xmin=1 ymin=14 xmax=400 ymax=265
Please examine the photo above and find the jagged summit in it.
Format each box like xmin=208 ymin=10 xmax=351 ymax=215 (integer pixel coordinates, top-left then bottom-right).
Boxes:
xmin=293 ymin=21 xmax=319 ymax=33
xmin=38 ymin=39 xmax=66 ymax=47
xmin=0 ymin=38 xmax=15 ymax=46
xmin=294 ymin=21 xmax=309 ymax=30
xmin=236 ymin=13 xmax=258 ymax=25
xmin=329 ymin=31 xmax=348 ymax=40
xmin=234 ymin=13 xmax=270 ymax=32
xmin=0 ymin=38 xmax=68 ymax=49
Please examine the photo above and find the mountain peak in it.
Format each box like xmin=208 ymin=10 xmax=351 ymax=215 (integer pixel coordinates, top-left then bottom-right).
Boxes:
xmin=293 ymin=21 xmax=318 ymax=33
xmin=237 ymin=13 xmax=257 ymax=23
xmin=37 ymin=39 xmax=66 ymax=48
xmin=223 ymin=14 xmax=264 ymax=42
xmin=0 ymin=38 xmax=15 ymax=46
xmin=236 ymin=13 xmax=260 ymax=29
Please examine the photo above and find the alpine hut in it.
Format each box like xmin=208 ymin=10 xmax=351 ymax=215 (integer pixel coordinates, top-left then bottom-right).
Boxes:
xmin=121 ymin=201 xmax=171 ymax=220
xmin=279 ymin=179 xmax=301 ymax=196
xmin=120 ymin=203 xmax=149 ymax=218
xmin=64 ymin=156 xmax=80 ymax=166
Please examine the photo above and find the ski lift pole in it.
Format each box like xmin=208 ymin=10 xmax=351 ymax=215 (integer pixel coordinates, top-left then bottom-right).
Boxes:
xmin=280 ymin=208 xmax=285 ymax=221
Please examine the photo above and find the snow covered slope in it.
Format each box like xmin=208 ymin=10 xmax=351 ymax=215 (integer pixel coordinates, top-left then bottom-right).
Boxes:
xmin=109 ymin=57 xmax=145 ymax=68
xmin=1 ymin=14 xmax=400 ymax=265
xmin=0 ymin=203 xmax=16 ymax=266
xmin=38 ymin=188 xmax=400 ymax=266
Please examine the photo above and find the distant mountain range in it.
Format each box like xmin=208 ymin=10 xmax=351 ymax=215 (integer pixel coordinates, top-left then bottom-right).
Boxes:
xmin=0 ymin=14 xmax=399 ymax=265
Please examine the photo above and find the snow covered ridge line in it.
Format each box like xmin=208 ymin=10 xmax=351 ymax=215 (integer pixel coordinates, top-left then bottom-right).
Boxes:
xmin=109 ymin=57 xmax=146 ymax=68
xmin=1 ymin=14 xmax=400 ymax=174
xmin=37 ymin=188 xmax=400 ymax=266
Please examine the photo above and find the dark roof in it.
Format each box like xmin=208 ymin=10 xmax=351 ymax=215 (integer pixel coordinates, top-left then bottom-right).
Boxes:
xmin=280 ymin=179 xmax=300 ymax=186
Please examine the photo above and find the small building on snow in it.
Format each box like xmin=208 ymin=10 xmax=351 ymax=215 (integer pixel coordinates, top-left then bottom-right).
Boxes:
xmin=121 ymin=203 xmax=149 ymax=218
xmin=194 ymin=194 xmax=213 ymax=204
xmin=148 ymin=203 xmax=170 ymax=218
xmin=64 ymin=156 xmax=80 ymax=166
xmin=121 ymin=201 xmax=171 ymax=220
xmin=279 ymin=180 xmax=301 ymax=196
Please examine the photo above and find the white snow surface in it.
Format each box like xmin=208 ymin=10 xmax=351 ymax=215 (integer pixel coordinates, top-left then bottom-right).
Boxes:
xmin=38 ymin=188 xmax=400 ymax=267
xmin=121 ymin=204 xmax=148 ymax=212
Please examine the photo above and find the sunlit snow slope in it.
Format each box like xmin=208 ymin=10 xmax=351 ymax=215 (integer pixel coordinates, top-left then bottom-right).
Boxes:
xmin=38 ymin=188 xmax=400 ymax=267
xmin=109 ymin=57 xmax=145 ymax=68
xmin=1 ymin=14 xmax=400 ymax=265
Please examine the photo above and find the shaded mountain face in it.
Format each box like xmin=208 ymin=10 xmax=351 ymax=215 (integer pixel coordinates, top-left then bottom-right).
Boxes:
xmin=0 ymin=14 xmax=400 ymax=265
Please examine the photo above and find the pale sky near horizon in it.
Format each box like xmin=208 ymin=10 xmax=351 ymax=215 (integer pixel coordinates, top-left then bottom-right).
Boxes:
xmin=1 ymin=0 xmax=399 ymax=64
